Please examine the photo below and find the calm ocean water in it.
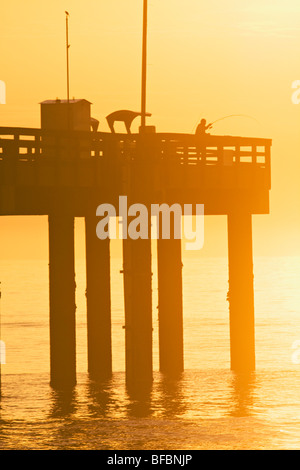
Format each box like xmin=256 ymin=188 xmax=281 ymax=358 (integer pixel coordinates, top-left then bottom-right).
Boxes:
xmin=0 ymin=255 xmax=300 ymax=450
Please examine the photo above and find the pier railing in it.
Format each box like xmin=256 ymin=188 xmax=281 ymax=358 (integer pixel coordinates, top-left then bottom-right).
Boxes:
xmin=0 ymin=127 xmax=271 ymax=189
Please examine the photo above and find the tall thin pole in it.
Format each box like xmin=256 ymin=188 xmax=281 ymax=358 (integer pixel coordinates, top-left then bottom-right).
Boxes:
xmin=65 ymin=11 xmax=70 ymax=103
xmin=141 ymin=0 xmax=148 ymax=131
xmin=0 ymin=282 xmax=2 ymax=398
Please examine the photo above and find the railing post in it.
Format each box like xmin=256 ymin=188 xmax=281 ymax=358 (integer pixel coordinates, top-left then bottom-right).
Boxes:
xmin=217 ymin=145 xmax=223 ymax=165
xmin=235 ymin=145 xmax=240 ymax=164
xmin=252 ymin=145 xmax=257 ymax=165
xmin=265 ymin=143 xmax=271 ymax=189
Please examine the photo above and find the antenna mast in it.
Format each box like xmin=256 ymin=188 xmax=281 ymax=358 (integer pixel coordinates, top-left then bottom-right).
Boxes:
xmin=65 ymin=11 xmax=70 ymax=103
xmin=141 ymin=0 xmax=148 ymax=131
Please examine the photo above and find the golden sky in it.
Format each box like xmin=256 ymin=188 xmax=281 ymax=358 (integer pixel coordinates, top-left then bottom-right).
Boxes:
xmin=0 ymin=0 xmax=300 ymax=259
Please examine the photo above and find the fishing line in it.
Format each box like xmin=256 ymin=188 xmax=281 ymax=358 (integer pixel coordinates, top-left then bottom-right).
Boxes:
xmin=210 ymin=114 xmax=260 ymax=126
xmin=192 ymin=114 xmax=260 ymax=132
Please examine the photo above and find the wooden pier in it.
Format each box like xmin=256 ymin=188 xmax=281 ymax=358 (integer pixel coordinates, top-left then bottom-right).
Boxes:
xmin=0 ymin=103 xmax=271 ymax=388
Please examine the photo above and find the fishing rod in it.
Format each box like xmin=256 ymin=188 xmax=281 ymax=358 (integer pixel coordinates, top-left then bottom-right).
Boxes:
xmin=209 ymin=114 xmax=260 ymax=126
xmin=193 ymin=114 xmax=260 ymax=132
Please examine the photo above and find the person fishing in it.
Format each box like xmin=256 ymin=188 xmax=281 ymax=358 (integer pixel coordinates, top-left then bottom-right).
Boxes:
xmin=195 ymin=114 xmax=259 ymax=136
xmin=195 ymin=118 xmax=213 ymax=136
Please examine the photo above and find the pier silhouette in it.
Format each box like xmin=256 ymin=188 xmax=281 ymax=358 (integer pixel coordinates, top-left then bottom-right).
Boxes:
xmin=0 ymin=98 xmax=271 ymax=389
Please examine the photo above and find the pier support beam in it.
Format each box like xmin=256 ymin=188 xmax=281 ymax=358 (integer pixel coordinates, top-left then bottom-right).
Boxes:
xmin=85 ymin=216 xmax=112 ymax=381
xmin=227 ymin=211 xmax=255 ymax=371
xmin=123 ymin=236 xmax=153 ymax=385
xmin=157 ymin=237 xmax=184 ymax=375
xmin=48 ymin=215 xmax=76 ymax=389
xmin=122 ymin=136 xmax=156 ymax=386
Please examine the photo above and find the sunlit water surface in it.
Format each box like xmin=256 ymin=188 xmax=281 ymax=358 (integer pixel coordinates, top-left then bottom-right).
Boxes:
xmin=0 ymin=256 xmax=300 ymax=450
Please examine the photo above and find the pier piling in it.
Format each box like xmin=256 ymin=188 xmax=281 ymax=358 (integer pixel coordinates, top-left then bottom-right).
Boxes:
xmin=157 ymin=235 xmax=184 ymax=376
xmin=85 ymin=216 xmax=112 ymax=381
xmin=122 ymin=137 xmax=154 ymax=385
xmin=123 ymin=235 xmax=153 ymax=385
xmin=48 ymin=214 xmax=76 ymax=388
xmin=227 ymin=211 xmax=255 ymax=371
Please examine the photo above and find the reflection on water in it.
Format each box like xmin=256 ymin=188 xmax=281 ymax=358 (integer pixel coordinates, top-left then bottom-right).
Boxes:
xmin=229 ymin=371 xmax=256 ymax=418
xmin=1 ymin=370 xmax=300 ymax=449
xmin=47 ymin=373 xmax=189 ymax=421
xmin=126 ymin=381 xmax=153 ymax=418
xmin=86 ymin=379 xmax=116 ymax=418
xmin=49 ymin=389 xmax=77 ymax=419
xmin=156 ymin=374 xmax=187 ymax=419
xmin=44 ymin=370 xmax=259 ymax=421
